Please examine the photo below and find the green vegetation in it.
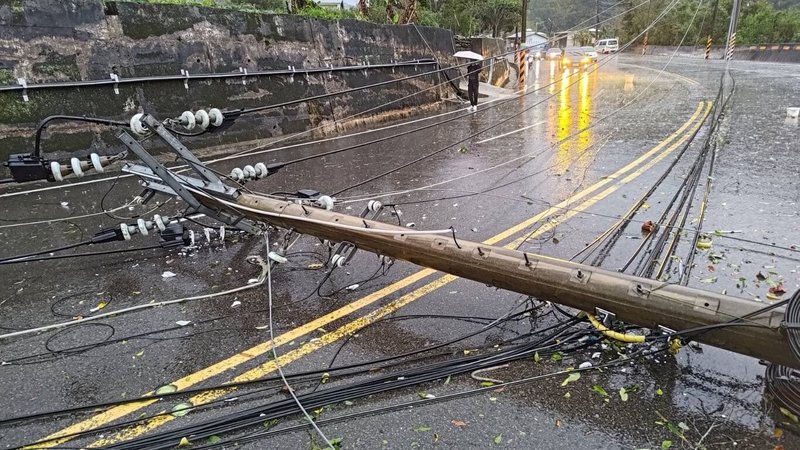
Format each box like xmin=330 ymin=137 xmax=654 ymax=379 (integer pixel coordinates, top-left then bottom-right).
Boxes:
xmin=0 ymin=68 xmax=16 ymax=86
xmin=111 ymin=0 xmax=800 ymax=43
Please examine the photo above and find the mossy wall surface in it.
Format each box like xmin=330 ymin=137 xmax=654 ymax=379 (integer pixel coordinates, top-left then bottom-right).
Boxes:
xmin=0 ymin=0 xmax=456 ymax=173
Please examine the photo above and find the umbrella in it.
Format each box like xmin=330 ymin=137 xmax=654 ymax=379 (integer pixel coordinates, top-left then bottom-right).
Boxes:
xmin=453 ymin=50 xmax=484 ymax=61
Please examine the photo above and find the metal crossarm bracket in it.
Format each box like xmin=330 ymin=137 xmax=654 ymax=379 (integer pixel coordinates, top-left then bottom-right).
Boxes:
xmin=140 ymin=114 xmax=229 ymax=189
xmin=117 ymin=129 xmax=259 ymax=235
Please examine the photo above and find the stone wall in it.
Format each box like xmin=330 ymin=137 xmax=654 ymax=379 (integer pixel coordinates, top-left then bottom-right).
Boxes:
xmin=0 ymin=0 xmax=457 ymax=172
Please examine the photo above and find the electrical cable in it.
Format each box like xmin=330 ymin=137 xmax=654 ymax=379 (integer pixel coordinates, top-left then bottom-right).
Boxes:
xmin=263 ymin=231 xmax=336 ymax=449
xmin=0 ymin=256 xmax=268 ymax=340
xmin=0 ymin=244 xmax=164 ymax=266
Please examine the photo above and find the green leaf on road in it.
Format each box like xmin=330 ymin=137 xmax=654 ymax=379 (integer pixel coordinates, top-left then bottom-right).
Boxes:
xmin=208 ymin=436 xmax=222 ymax=444
xmin=655 ymin=388 xmax=664 ymax=396
xmin=619 ymin=387 xmax=629 ymax=402
xmin=494 ymin=434 xmax=502 ymax=444
xmin=171 ymin=402 xmax=193 ymax=417
xmin=534 ymin=352 xmax=541 ymax=363
xmin=550 ymin=352 xmax=563 ymax=362
xmin=415 ymin=425 xmax=432 ymax=432
xmin=661 ymin=440 xmax=673 ymax=449
xmin=561 ymin=372 xmax=580 ymax=386
xmin=592 ymin=385 xmax=609 ymax=397
xmin=780 ymin=407 xmax=799 ymax=423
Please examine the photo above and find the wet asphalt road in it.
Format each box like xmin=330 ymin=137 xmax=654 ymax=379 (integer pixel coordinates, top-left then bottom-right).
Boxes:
xmin=1 ymin=54 xmax=799 ymax=449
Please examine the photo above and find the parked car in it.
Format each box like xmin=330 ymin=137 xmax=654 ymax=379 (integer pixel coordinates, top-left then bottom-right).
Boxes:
xmin=545 ymin=47 xmax=563 ymax=60
xmin=596 ymin=38 xmax=619 ymax=54
xmin=561 ymin=47 xmax=591 ymax=70
xmin=581 ymin=46 xmax=599 ymax=62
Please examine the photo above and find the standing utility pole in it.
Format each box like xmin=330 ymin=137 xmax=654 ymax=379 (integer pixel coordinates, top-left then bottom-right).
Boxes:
xmin=521 ymin=0 xmax=529 ymax=43
xmin=725 ymin=0 xmax=741 ymax=61
xmin=705 ymin=0 xmax=721 ymax=59
xmin=595 ymin=0 xmax=600 ymax=41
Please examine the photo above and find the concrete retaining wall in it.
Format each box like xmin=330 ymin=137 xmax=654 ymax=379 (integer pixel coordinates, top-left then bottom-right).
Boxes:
xmin=0 ymin=0 xmax=457 ymax=172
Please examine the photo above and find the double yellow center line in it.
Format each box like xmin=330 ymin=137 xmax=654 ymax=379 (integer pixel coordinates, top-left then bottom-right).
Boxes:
xmin=30 ymin=101 xmax=711 ymax=449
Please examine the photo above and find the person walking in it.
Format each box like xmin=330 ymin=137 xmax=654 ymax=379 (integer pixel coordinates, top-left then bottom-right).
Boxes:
xmin=467 ymin=61 xmax=481 ymax=112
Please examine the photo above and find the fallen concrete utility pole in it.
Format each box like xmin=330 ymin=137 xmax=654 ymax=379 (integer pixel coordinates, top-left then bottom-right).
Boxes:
xmin=195 ymin=191 xmax=797 ymax=369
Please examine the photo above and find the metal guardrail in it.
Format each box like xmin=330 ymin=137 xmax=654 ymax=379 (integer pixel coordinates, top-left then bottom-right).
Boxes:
xmin=0 ymin=58 xmax=438 ymax=96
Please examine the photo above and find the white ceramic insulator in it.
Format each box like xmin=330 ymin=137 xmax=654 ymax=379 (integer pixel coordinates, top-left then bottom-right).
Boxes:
xmin=188 ymin=230 xmax=195 ymax=246
xmin=243 ymin=165 xmax=257 ymax=179
xmin=219 ymin=226 xmax=225 ymax=241
xmin=120 ymin=223 xmax=132 ymax=241
xmin=254 ymin=162 xmax=267 ymax=178
xmin=50 ymin=161 xmax=64 ymax=182
xmin=90 ymin=153 xmax=104 ymax=172
xmin=331 ymin=254 xmax=345 ymax=267
xmin=130 ymin=113 xmax=146 ymax=135
xmin=203 ymin=227 xmax=212 ymax=243
xmin=317 ymin=195 xmax=334 ymax=211
xmin=208 ymin=108 xmax=224 ymax=127
xmin=154 ymin=214 xmax=167 ymax=231
xmin=368 ymin=200 xmax=382 ymax=212
xmin=268 ymin=251 xmax=288 ymax=264
xmin=230 ymin=167 xmax=245 ymax=182
xmin=180 ymin=111 xmax=196 ymax=130
xmin=194 ymin=109 xmax=210 ymax=129
xmin=137 ymin=218 xmax=149 ymax=236
xmin=70 ymin=158 xmax=84 ymax=177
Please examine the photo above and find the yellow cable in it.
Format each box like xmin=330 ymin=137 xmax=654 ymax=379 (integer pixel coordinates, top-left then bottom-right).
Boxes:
xmin=586 ymin=313 xmax=646 ymax=344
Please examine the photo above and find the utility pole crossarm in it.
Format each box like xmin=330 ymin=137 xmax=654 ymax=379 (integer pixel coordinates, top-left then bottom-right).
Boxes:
xmin=195 ymin=191 xmax=797 ymax=369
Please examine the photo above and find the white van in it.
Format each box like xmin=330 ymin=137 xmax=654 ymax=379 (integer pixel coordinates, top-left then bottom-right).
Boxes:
xmin=596 ymin=38 xmax=619 ymax=54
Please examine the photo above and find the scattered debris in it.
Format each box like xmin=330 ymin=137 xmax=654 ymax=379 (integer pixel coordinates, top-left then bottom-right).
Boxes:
xmin=641 ymin=220 xmax=656 ymax=233
xmin=161 ymin=271 xmax=176 ymax=278
xmin=175 ymin=320 xmax=191 ymax=327
xmin=230 ymin=300 xmax=242 ymax=308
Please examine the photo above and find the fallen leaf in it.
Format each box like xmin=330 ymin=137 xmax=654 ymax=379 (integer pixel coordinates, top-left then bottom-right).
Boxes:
xmin=178 ymin=437 xmax=191 ymax=447
xmin=208 ymin=435 xmax=222 ymax=444
xmin=656 ymin=388 xmax=664 ymax=396
xmin=494 ymin=434 xmax=502 ymax=444
xmin=775 ymin=445 xmax=785 ymax=450
xmin=550 ymin=352 xmax=563 ymax=362
xmin=171 ymin=402 xmax=194 ymax=417
xmin=564 ymin=392 xmax=571 ymax=399
xmin=307 ymin=263 xmax=323 ymax=269
xmin=415 ymin=425 xmax=432 ymax=432
xmin=699 ymin=277 xmax=717 ymax=283
xmin=774 ymin=427 xmax=784 ymax=438
xmin=756 ymin=272 xmax=767 ymax=281
xmin=561 ymin=372 xmax=581 ymax=386
xmin=707 ymin=265 xmax=715 ymax=273
xmin=155 ymin=384 xmax=177 ymax=395
xmin=481 ymin=381 xmax=495 ymax=387
xmin=451 ymin=419 xmax=467 ymax=428
xmin=661 ymin=440 xmax=673 ymax=449
xmin=696 ymin=237 xmax=712 ymax=250
xmin=555 ymin=419 xmax=562 ymax=427
xmin=533 ymin=352 xmax=541 ymax=363
xmin=641 ymin=221 xmax=656 ymax=233
xmin=592 ymin=385 xmax=609 ymax=397
xmin=619 ymin=387 xmax=629 ymax=402
xmin=135 ymin=350 xmax=144 ymax=357
xmin=779 ymin=407 xmax=799 ymax=423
